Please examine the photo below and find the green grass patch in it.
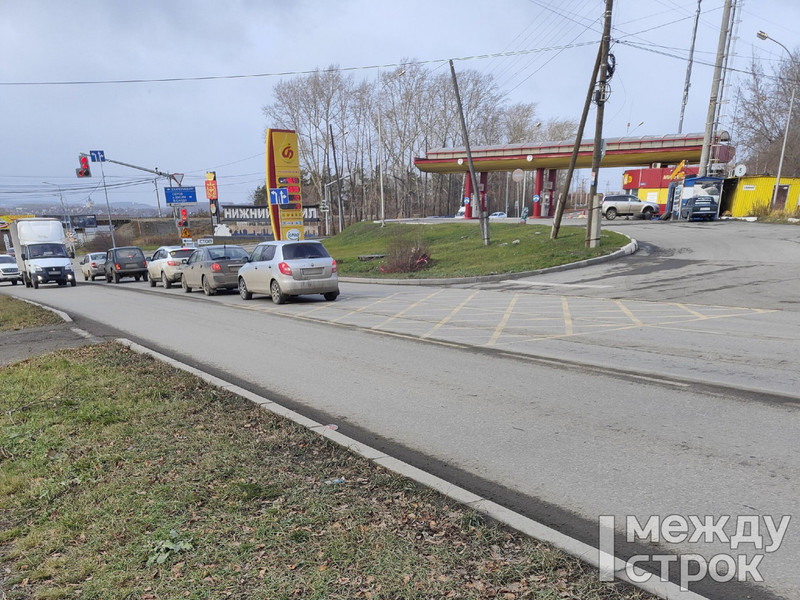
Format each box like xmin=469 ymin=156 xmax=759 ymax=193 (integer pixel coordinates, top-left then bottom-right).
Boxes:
xmin=0 ymin=296 xmax=63 ymax=331
xmin=0 ymin=343 xmax=654 ymax=599
xmin=323 ymin=221 xmax=629 ymax=278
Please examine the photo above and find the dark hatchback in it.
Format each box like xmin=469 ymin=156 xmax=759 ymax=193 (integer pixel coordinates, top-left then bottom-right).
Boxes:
xmin=105 ymin=246 xmax=149 ymax=283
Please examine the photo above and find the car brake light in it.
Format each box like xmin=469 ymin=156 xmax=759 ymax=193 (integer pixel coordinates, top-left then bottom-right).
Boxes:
xmin=210 ymin=262 xmax=221 ymax=272
xmin=115 ymin=263 xmax=121 ymax=270
xmin=90 ymin=262 xmax=97 ymax=267
xmin=167 ymin=260 xmax=179 ymax=266
xmin=278 ymin=262 xmax=292 ymax=275
xmin=331 ymin=259 xmax=337 ymax=273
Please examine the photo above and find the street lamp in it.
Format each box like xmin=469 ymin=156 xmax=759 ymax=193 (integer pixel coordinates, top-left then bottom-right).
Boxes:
xmin=757 ymin=30 xmax=797 ymax=210
xmin=377 ymin=69 xmax=404 ymax=227
xmin=324 ymin=175 xmax=349 ymax=237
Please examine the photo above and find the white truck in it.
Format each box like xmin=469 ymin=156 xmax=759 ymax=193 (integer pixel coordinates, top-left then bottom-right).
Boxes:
xmin=9 ymin=218 xmax=76 ymax=288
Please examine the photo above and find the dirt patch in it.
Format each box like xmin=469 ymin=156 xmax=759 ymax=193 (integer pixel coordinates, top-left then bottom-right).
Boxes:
xmin=0 ymin=323 xmax=99 ymax=367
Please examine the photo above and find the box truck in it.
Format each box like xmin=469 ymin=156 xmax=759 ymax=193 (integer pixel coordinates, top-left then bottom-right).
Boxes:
xmin=9 ymin=218 xmax=76 ymax=288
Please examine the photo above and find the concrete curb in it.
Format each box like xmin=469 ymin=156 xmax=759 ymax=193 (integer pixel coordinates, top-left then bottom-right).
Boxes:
xmin=118 ymin=334 xmax=708 ymax=600
xmin=340 ymin=236 xmax=638 ymax=286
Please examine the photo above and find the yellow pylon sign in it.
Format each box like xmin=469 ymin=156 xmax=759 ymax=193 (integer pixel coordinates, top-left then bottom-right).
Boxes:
xmin=181 ymin=228 xmax=192 ymax=238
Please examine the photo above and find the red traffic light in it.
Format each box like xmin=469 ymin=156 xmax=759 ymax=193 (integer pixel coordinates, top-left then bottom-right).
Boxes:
xmin=76 ymin=155 xmax=91 ymax=178
xmin=180 ymin=208 xmax=188 ymax=221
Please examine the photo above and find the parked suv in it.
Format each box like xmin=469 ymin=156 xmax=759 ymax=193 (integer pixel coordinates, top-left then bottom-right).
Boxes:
xmin=601 ymin=194 xmax=659 ymax=220
xmin=105 ymin=246 xmax=148 ymax=283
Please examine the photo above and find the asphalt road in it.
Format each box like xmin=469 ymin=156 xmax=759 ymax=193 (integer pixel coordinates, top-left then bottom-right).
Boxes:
xmin=2 ymin=219 xmax=798 ymax=599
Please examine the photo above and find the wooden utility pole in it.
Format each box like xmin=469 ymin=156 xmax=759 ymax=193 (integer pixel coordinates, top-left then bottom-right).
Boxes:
xmin=585 ymin=0 xmax=613 ymax=248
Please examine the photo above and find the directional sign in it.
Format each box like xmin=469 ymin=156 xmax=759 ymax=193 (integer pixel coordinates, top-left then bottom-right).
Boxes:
xmin=89 ymin=150 xmax=106 ymax=162
xmin=269 ymin=187 xmax=289 ymax=205
xmin=164 ymin=187 xmax=198 ymax=204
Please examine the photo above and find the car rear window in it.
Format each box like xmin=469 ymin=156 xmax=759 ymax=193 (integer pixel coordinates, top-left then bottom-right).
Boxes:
xmin=282 ymin=243 xmax=330 ymax=260
xmin=169 ymin=248 xmax=195 ymax=259
xmin=118 ymin=248 xmax=144 ymax=260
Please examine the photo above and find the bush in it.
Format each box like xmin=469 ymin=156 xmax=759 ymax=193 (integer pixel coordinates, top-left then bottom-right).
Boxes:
xmin=381 ymin=230 xmax=430 ymax=273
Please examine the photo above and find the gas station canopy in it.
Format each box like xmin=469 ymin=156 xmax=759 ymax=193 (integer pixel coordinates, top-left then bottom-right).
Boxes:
xmin=414 ymin=132 xmax=734 ymax=174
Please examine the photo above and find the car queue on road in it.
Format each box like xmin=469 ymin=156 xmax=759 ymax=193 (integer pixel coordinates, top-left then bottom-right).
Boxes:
xmin=74 ymin=240 xmax=340 ymax=305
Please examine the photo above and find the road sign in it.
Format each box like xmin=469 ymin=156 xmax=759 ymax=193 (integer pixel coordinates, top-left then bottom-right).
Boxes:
xmin=197 ymin=237 xmax=214 ymax=245
xmin=180 ymin=228 xmax=192 ymax=238
xmin=89 ymin=150 xmax=105 ymax=162
xmin=165 ymin=187 xmax=198 ymax=204
xmin=269 ymin=187 xmax=289 ymax=205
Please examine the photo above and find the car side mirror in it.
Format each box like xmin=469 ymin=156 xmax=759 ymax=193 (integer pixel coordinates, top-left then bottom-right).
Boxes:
xmin=21 ymin=253 xmax=27 ymax=261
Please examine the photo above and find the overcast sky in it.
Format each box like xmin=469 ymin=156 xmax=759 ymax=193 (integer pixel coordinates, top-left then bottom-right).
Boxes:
xmin=2 ymin=0 xmax=799 ymax=212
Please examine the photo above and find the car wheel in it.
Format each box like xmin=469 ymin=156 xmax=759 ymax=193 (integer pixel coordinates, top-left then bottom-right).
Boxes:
xmin=70 ymin=279 xmax=76 ymax=287
xmin=323 ymin=291 xmax=339 ymax=301
xmin=605 ymin=207 xmax=617 ymax=220
xmin=113 ymin=271 xmax=120 ymax=284
xmin=270 ymin=280 xmax=286 ymax=304
xmin=134 ymin=275 xmax=141 ymax=282
xmin=91 ymin=275 xmax=96 ymax=281
xmin=106 ymin=274 xmax=111 ymax=283
xmin=11 ymin=280 xmax=17 ymax=286
xmin=202 ymin=276 xmax=216 ymax=296
xmin=238 ymin=277 xmax=252 ymax=300
xmin=162 ymin=272 xmax=172 ymax=289
xmin=182 ymin=276 xmax=192 ymax=293
xmin=149 ymin=274 xmax=156 ymax=287
xmin=83 ymin=272 xmax=88 ymax=281
xmin=642 ymin=207 xmax=653 ymax=220
xmin=142 ymin=271 xmax=148 ymax=282
xmin=33 ymin=278 xmax=39 ymax=289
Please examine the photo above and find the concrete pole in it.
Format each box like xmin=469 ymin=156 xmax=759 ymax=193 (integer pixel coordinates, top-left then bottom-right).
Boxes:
xmin=586 ymin=0 xmax=613 ymax=248
xmin=698 ymin=0 xmax=733 ymax=176
xmin=449 ymin=59 xmax=489 ymax=245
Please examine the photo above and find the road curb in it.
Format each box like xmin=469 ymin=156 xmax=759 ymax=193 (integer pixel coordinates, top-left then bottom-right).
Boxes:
xmin=340 ymin=236 xmax=638 ymax=286
xmin=118 ymin=334 xmax=709 ymax=600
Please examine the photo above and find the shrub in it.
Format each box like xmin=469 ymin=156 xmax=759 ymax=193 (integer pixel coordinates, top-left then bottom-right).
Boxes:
xmin=381 ymin=230 xmax=430 ymax=273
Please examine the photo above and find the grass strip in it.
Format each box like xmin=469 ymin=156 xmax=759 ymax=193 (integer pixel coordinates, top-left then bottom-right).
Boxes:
xmin=323 ymin=222 xmax=629 ymax=278
xmin=0 ymin=296 xmax=63 ymax=332
xmin=0 ymin=343 xmax=654 ymax=600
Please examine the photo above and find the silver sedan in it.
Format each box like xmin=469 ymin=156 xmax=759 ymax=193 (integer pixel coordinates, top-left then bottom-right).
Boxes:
xmin=181 ymin=244 xmax=249 ymax=295
xmin=237 ymin=240 xmax=339 ymax=304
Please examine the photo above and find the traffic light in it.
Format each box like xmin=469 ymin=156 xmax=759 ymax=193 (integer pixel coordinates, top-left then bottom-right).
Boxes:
xmin=76 ymin=155 xmax=91 ymax=177
xmin=180 ymin=208 xmax=189 ymax=227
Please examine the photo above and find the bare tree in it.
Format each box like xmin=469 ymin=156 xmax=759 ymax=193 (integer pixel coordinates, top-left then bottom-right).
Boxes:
xmin=735 ymin=53 xmax=800 ymax=176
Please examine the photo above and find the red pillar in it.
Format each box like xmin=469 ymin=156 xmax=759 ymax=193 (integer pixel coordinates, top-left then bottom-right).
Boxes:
xmin=533 ymin=168 xmax=544 ymax=218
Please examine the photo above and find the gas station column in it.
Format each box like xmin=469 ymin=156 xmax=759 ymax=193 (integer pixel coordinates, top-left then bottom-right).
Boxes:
xmin=464 ymin=171 xmax=473 ymax=219
xmin=533 ymin=168 xmax=545 ymax=218
xmin=546 ymin=169 xmax=558 ymax=217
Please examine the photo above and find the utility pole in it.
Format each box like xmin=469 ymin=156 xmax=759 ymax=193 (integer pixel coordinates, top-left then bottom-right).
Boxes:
xmin=449 ymin=60 xmax=489 ymax=246
xmin=585 ymin=0 xmax=613 ymax=248
xmin=698 ymin=0 xmax=734 ymax=176
xmin=551 ymin=42 xmax=603 ymax=239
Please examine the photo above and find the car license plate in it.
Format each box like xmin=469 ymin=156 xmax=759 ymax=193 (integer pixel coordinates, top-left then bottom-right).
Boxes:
xmin=302 ymin=267 xmax=324 ymax=276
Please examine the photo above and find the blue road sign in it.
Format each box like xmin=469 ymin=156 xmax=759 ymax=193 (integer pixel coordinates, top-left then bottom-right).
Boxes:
xmin=164 ymin=187 xmax=198 ymax=204
xmin=269 ymin=187 xmax=289 ymax=205
xmin=89 ymin=150 xmax=105 ymax=162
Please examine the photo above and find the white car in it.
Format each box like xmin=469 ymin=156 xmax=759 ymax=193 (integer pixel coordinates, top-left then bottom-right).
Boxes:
xmin=147 ymin=246 xmax=195 ymax=288
xmin=488 ymin=211 xmax=507 ymax=219
xmin=79 ymin=252 xmax=106 ymax=281
xmin=238 ymin=240 xmax=339 ymax=304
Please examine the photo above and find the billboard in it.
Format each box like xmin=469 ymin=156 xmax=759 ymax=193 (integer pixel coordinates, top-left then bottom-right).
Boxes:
xmin=265 ymin=129 xmax=304 ymax=241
